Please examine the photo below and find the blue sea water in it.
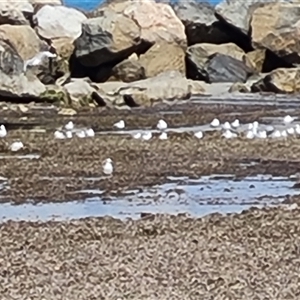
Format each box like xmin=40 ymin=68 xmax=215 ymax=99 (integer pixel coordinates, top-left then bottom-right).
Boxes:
xmin=63 ymin=0 xmax=221 ymax=12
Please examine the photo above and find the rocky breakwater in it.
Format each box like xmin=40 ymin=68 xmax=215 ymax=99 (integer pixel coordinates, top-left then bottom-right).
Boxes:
xmin=1 ymin=0 xmax=300 ymax=109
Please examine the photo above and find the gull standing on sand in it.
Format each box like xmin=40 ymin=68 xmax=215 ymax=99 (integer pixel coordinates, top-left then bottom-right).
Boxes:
xmin=142 ymin=132 xmax=152 ymax=141
xmin=113 ymin=120 xmax=125 ymax=129
xmin=103 ymin=158 xmax=113 ymax=176
xmin=0 ymin=125 xmax=7 ymax=138
xmin=9 ymin=141 xmax=24 ymax=152
xmin=222 ymin=122 xmax=231 ymax=130
xmin=76 ymin=130 xmax=86 ymax=138
xmin=231 ymin=119 xmax=240 ymax=129
xmin=132 ymin=132 xmax=142 ymax=139
xmin=222 ymin=130 xmax=237 ymax=139
xmin=283 ymin=115 xmax=295 ymax=124
xmin=65 ymin=121 xmax=74 ymax=131
xmin=65 ymin=131 xmax=73 ymax=139
xmin=287 ymin=127 xmax=295 ymax=135
xmin=194 ymin=131 xmax=203 ymax=139
xmin=157 ymin=119 xmax=167 ymax=131
xmin=246 ymin=130 xmax=255 ymax=139
xmin=85 ymin=128 xmax=95 ymax=137
xmin=210 ymin=118 xmax=220 ymax=128
xmin=23 ymin=51 xmax=57 ymax=72
xmin=54 ymin=130 xmax=65 ymax=140
xmin=159 ymin=132 xmax=168 ymax=140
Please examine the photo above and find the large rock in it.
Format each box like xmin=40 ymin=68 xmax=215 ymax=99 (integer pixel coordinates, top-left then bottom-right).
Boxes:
xmin=138 ymin=41 xmax=185 ymax=78
xmin=251 ymin=68 xmax=300 ymax=94
xmin=215 ymin=0 xmax=284 ymax=35
xmin=186 ymin=43 xmax=255 ymax=81
xmin=96 ymin=71 xmax=205 ymax=107
xmin=251 ymin=2 xmax=300 ymax=65
xmin=0 ymin=8 xmax=29 ymax=25
xmin=74 ymin=9 xmax=141 ymax=68
xmin=33 ymin=5 xmax=87 ymax=41
xmin=205 ymin=53 xmax=254 ymax=83
xmin=172 ymin=0 xmax=230 ymax=46
xmin=109 ymin=58 xmax=145 ymax=82
xmin=0 ymin=0 xmax=33 ymax=15
xmin=64 ymin=78 xmax=97 ymax=107
xmin=0 ymin=25 xmax=44 ymax=61
xmin=106 ymin=0 xmax=186 ymax=47
xmin=0 ymin=39 xmax=45 ymax=100
xmin=246 ymin=49 xmax=266 ymax=73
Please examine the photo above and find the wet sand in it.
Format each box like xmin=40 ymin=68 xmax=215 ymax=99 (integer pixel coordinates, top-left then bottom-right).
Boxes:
xmin=1 ymin=100 xmax=300 ymax=298
xmin=1 ymin=208 xmax=300 ymax=299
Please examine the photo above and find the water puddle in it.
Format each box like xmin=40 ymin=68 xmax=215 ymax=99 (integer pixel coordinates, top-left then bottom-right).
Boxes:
xmin=0 ymin=174 xmax=298 ymax=222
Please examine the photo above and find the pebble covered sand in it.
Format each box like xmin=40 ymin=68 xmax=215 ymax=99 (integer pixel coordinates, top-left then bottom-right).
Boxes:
xmin=1 ymin=102 xmax=300 ymax=299
xmin=1 ymin=207 xmax=300 ymax=299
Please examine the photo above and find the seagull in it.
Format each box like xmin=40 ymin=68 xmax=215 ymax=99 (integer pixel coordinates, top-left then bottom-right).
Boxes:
xmin=76 ymin=130 xmax=86 ymax=138
xmin=113 ymin=120 xmax=125 ymax=129
xmin=65 ymin=131 xmax=72 ymax=139
xmin=159 ymin=132 xmax=168 ymax=140
xmin=24 ymin=51 xmax=57 ymax=72
xmin=0 ymin=125 xmax=7 ymax=138
xmin=9 ymin=141 xmax=23 ymax=152
xmin=283 ymin=115 xmax=295 ymax=124
xmin=271 ymin=130 xmax=281 ymax=138
xmin=246 ymin=131 xmax=255 ymax=139
xmin=256 ymin=130 xmax=267 ymax=139
xmin=142 ymin=132 xmax=152 ymax=141
xmin=231 ymin=119 xmax=240 ymax=129
xmin=222 ymin=130 xmax=237 ymax=139
xmin=281 ymin=130 xmax=288 ymax=138
xmin=210 ymin=118 xmax=220 ymax=128
xmin=295 ymin=124 xmax=300 ymax=135
xmin=287 ymin=127 xmax=295 ymax=135
xmin=222 ymin=122 xmax=231 ymax=130
xmin=65 ymin=121 xmax=74 ymax=131
xmin=132 ymin=132 xmax=142 ymax=139
xmin=194 ymin=131 xmax=203 ymax=139
xmin=103 ymin=158 xmax=113 ymax=176
xmin=157 ymin=119 xmax=167 ymax=131
xmin=248 ymin=121 xmax=259 ymax=131
xmin=85 ymin=128 xmax=95 ymax=137
xmin=54 ymin=130 xmax=65 ymax=139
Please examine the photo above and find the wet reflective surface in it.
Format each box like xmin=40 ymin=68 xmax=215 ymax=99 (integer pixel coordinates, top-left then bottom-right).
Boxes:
xmin=0 ymin=174 xmax=298 ymax=222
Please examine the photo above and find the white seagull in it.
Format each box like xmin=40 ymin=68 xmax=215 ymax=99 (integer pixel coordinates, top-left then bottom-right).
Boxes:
xmin=222 ymin=122 xmax=231 ymax=130
xmin=132 ymin=132 xmax=142 ymax=139
xmin=103 ymin=158 xmax=113 ymax=176
xmin=159 ymin=132 xmax=168 ymax=140
xmin=65 ymin=121 xmax=74 ymax=131
xmin=24 ymin=51 xmax=57 ymax=72
xmin=54 ymin=130 xmax=65 ymax=140
xmin=231 ymin=119 xmax=240 ymax=129
xmin=210 ymin=118 xmax=220 ymax=128
xmin=142 ymin=132 xmax=152 ymax=141
xmin=222 ymin=130 xmax=237 ymax=139
xmin=9 ymin=141 xmax=24 ymax=152
xmin=283 ymin=115 xmax=295 ymax=124
xmin=194 ymin=131 xmax=203 ymax=139
xmin=157 ymin=119 xmax=168 ymax=131
xmin=0 ymin=125 xmax=7 ymax=138
xmin=65 ymin=131 xmax=73 ymax=139
xmin=85 ymin=128 xmax=95 ymax=137
xmin=113 ymin=120 xmax=125 ymax=129
xmin=76 ymin=130 xmax=86 ymax=138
